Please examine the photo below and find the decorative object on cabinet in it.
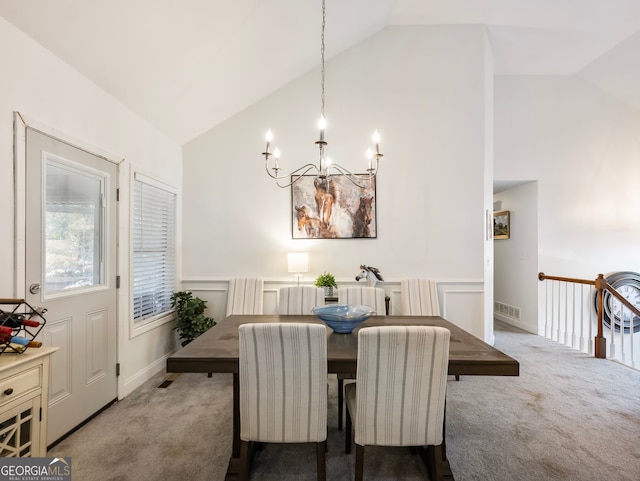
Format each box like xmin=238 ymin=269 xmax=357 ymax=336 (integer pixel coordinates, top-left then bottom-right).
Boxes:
xmin=315 ymin=272 xmax=337 ymax=297
xmin=292 ymin=175 xmax=376 ymax=239
xmin=494 ymin=210 xmax=510 ymax=239
xmin=0 ymin=299 xmax=47 ymax=355
xmin=171 ymin=291 xmax=215 ymax=346
xmin=355 ymin=265 xmax=384 ymax=287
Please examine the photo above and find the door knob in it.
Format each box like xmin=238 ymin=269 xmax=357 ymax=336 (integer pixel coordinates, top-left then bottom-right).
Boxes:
xmin=29 ymin=283 xmax=41 ymax=294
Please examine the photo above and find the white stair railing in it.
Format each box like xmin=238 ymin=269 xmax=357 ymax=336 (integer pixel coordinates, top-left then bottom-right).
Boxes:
xmin=539 ymin=272 xmax=640 ymax=370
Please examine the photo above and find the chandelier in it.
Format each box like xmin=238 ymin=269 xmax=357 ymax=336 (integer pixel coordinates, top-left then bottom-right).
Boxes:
xmin=261 ymin=0 xmax=383 ymax=188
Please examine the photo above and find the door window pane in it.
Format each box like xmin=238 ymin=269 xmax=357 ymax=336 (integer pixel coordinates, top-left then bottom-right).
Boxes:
xmin=44 ymin=158 xmax=104 ymax=293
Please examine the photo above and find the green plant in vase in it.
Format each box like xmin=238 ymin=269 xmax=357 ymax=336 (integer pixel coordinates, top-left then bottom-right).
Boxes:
xmin=171 ymin=291 xmax=216 ymax=346
xmin=315 ymin=272 xmax=337 ymax=297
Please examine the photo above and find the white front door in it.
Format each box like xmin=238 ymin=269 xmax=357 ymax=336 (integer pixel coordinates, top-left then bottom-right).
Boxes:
xmin=24 ymin=128 xmax=118 ymax=446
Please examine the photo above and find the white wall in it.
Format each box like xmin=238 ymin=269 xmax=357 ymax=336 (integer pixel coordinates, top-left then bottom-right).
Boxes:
xmin=182 ymin=25 xmax=494 ymax=340
xmin=493 ymin=182 xmax=539 ymax=333
xmin=495 ymin=75 xmax=640 ymax=330
xmin=0 ymin=17 xmax=183 ymax=397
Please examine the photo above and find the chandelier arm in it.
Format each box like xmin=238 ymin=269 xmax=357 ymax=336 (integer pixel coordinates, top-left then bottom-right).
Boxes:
xmin=325 ymin=164 xmax=375 ymax=188
xmin=265 ymin=164 xmax=320 ymax=188
xmin=264 ymin=162 xmax=319 ymax=180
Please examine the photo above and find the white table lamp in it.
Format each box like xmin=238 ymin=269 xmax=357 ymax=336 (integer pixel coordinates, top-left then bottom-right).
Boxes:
xmin=288 ymin=253 xmax=309 ymax=286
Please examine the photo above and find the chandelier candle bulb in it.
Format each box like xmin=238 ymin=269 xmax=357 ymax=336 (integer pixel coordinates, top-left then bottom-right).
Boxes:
xmin=265 ymin=129 xmax=273 ymax=153
xmin=373 ymin=130 xmax=380 ymax=154
xmin=318 ymin=116 xmax=326 ymax=141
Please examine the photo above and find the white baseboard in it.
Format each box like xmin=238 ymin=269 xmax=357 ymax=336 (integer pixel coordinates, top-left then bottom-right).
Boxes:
xmin=120 ymin=353 xmax=174 ymax=398
xmin=494 ymin=314 xmax=537 ymax=334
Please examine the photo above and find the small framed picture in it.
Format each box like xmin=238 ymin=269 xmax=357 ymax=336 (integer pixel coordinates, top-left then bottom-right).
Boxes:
xmin=493 ymin=210 xmax=510 ymax=239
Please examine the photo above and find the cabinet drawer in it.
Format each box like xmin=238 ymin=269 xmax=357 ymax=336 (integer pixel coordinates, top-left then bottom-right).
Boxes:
xmin=0 ymin=367 xmax=41 ymax=406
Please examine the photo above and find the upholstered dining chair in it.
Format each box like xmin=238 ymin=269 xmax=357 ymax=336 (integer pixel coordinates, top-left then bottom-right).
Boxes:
xmin=400 ymin=279 xmax=459 ymax=381
xmin=278 ymin=286 xmax=325 ymax=315
xmin=401 ymin=278 xmax=440 ymax=316
xmin=337 ymin=286 xmax=386 ymax=315
xmin=238 ymin=323 xmax=328 ymax=481
xmin=335 ymin=286 xmax=386 ymax=430
xmin=226 ymin=278 xmax=264 ymax=317
xmin=345 ymin=326 xmax=451 ymax=481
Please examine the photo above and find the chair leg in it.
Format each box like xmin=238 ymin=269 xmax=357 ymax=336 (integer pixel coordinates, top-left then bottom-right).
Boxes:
xmin=355 ymin=444 xmax=365 ymax=481
xmin=455 ymin=375 xmax=460 ymax=381
xmin=317 ymin=441 xmax=326 ymax=481
xmin=345 ymin=406 xmax=352 ymax=454
xmin=428 ymin=444 xmax=445 ymax=481
xmin=239 ymin=440 xmax=250 ymax=481
xmin=338 ymin=378 xmax=344 ymax=430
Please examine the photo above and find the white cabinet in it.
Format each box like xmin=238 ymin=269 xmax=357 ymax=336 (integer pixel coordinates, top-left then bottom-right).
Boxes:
xmin=0 ymin=348 xmax=57 ymax=457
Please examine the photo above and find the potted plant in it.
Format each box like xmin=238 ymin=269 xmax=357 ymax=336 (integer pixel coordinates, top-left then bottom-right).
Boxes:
xmin=315 ymin=272 xmax=337 ymax=297
xmin=171 ymin=291 xmax=216 ymax=346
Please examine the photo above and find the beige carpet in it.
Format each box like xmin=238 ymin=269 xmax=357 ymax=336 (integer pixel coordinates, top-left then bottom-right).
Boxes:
xmin=48 ymin=323 xmax=640 ymax=481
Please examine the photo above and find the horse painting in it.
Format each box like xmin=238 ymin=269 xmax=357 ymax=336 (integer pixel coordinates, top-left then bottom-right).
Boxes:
xmin=351 ymin=196 xmax=373 ymax=237
xmin=355 ymin=265 xmax=384 ymax=287
xmin=314 ymin=178 xmax=336 ymax=228
xmin=295 ymin=206 xmax=321 ymax=238
xmin=291 ymin=174 xmax=375 ymax=239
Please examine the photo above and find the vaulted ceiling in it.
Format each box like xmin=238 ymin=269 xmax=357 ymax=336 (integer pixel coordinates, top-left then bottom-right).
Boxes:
xmin=2 ymin=0 xmax=640 ymax=144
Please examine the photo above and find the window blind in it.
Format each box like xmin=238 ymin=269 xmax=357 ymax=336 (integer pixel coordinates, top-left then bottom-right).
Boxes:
xmin=133 ymin=173 xmax=176 ymax=323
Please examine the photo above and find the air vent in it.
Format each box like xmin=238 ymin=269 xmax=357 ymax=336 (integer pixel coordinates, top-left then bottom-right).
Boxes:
xmin=494 ymin=301 xmax=521 ymax=321
xmin=157 ymin=373 xmax=180 ymax=388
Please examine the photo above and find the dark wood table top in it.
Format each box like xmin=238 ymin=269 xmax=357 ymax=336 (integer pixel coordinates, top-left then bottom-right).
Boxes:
xmin=167 ymin=314 xmax=519 ymax=377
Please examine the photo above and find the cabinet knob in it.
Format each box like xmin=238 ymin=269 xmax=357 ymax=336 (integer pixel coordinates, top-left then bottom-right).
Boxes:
xmin=4 ymin=388 xmax=13 ymax=396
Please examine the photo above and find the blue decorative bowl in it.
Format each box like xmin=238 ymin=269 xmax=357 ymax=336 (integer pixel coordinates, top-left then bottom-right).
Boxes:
xmin=312 ymin=304 xmax=375 ymax=333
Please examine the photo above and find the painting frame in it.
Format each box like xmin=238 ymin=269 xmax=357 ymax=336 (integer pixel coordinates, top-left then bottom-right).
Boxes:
xmin=494 ymin=210 xmax=510 ymax=239
xmin=291 ymin=174 xmax=377 ymax=239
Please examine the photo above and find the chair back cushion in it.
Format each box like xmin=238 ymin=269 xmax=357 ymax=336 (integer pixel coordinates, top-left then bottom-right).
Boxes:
xmin=337 ymin=286 xmax=386 ymax=315
xmin=226 ymin=278 xmax=264 ymax=317
xmin=354 ymin=326 xmax=450 ymax=447
xmin=278 ymin=286 xmax=325 ymax=315
xmin=400 ymin=279 xmax=440 ymax=316
xmin=239 ymin=323 xmax=328 ymax=443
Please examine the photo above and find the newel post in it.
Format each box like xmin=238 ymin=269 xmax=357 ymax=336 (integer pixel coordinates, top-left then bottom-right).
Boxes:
xmin=594 ymin=274 xmax=607 ymax=359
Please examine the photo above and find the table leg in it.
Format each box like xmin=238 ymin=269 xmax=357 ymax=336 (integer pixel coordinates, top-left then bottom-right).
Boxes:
xmin=225 ymin=373 xmax=242 ymax=477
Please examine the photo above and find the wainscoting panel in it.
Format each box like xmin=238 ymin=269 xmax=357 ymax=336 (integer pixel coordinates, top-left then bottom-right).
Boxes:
xmin=181 ymin=279 xmax=486 ymax=341
xmin=441 ymin=285 xmax=484 ymax=339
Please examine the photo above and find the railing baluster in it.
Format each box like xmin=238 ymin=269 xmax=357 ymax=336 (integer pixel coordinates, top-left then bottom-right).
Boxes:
xmin=556 ymin=281 xmax=561 ymax=342
xmin=609 ymin=294 xmax=616 ymax=359
xmin=588 ymin=285 xmax=594 ymax=355
xmin=545 ymin=280 xmax=551 ymax=338
xmin=579 ymin=285 xmax=585 ymax=352
xmin=618 ymin=304 xmax=626 ymax=365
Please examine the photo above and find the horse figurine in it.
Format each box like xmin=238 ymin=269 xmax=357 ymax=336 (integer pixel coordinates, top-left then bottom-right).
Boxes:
xmin=355 ymin=265 xmax=384 ymax=287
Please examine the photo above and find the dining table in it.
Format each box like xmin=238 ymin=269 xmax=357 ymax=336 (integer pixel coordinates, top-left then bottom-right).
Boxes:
xmin=166 ymin=314 xmax=519 ymax=480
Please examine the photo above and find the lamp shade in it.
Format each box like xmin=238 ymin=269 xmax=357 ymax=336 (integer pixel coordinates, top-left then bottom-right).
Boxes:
xmin=288 ymin=253 xmax=309 ymax=273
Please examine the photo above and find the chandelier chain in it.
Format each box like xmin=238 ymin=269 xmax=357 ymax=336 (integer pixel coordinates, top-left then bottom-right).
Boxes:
xmin=320 ymin=0 xmax=325 ymax=118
